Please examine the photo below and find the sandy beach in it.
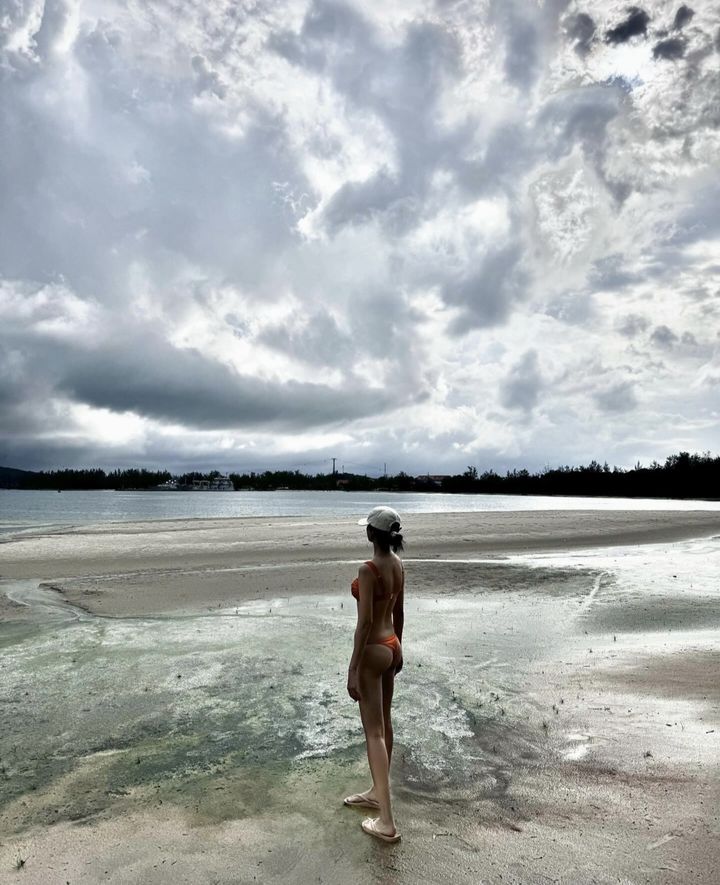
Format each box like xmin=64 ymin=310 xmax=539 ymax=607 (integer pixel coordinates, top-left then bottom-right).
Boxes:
xmin=1 ymin=510 xmax=719 ymax=883
xmin=2 ymin=509 xmax=720 ymax=616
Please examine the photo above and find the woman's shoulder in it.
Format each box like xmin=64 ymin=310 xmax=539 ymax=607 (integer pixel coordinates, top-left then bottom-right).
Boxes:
xmin=356 ymin=561 xmax=378 ymax=586
xmin=388 ymin=551 xmax=404 ymax=574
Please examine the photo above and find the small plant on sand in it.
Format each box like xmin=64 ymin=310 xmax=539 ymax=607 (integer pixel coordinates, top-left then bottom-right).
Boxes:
xmin=15 ymin=853 xmax=26 ymax=870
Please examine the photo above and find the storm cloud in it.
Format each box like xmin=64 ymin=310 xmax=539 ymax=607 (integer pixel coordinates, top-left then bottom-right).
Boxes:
xmin=605 ymin=8 xmax=651 ymax=45
xmin=653 ymin=37 xmax=687 ymax=60
xmin=500 ymin=350 xmax=544 ymax=413
xmin=1 ymin=0 xmax=719 ymax=474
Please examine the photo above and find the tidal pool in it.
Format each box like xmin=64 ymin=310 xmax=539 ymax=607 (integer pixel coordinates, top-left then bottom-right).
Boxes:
xmin=0 ymin=560 xmax=600 ymax=829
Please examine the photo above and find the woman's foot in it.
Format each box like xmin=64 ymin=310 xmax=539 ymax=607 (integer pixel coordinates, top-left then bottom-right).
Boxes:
xmin=343 ymin=788 xmax=379 ymax=808
xmin=361 ymin=817 xmax=401 ymax=843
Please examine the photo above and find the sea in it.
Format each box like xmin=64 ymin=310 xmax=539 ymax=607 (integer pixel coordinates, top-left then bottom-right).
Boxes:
xmin=1 ymin=488 xmax=719 ymax=535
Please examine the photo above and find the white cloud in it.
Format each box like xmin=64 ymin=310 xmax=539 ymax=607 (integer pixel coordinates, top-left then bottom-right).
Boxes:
xmin=1 ymin=0 xmax=718 ymax=473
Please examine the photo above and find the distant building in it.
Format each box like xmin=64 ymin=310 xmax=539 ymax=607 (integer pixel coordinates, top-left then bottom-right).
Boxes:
xmin=415 ymin=474 xmax=449 ymax=487
xmin=171 ymin=474 xmax=235 ymax=491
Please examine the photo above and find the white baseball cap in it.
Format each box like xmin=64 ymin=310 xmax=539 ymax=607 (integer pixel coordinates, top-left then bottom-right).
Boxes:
xmin=357 ymin=505 xmax=402 ymax=532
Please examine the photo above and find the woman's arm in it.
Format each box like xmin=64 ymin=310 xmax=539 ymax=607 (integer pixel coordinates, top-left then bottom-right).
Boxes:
xmin=347 ymin=564 xmax=374 ymax=700
xmin=392 ymin=563 xmax=404 ymax=642
xmin=393 ymin=563 xmax=404 ymax=674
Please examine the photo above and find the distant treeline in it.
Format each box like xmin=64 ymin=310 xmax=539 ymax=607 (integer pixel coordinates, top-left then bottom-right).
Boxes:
xmin=1 ymin=468 xmax=173 ymax=490
xmin=437 ymin=452 xmax=718 ymax=499
xmin=1 ymin=451 xmax=717 ymax=498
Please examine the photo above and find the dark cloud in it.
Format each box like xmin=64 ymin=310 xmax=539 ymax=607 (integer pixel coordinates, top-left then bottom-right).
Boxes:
xmin=492 ymin=0 xmax=575 ymax=90
xmin=274 ymin=0 xmax=638 ymax=338
xmin=505 ymin=18 xmax=539 ymax=89
xmin=345 ymin=291 xmax=425 ymax=370
xmin=673 ymin=6 xmax=694 ymax=30
xmin=590 ymin=255 xmax=643 ymax=292
xmin=616 ymin=314 xmax=650 ymax=337
xmin=537 ymin=85 xmax=624 ymax=195
xmin=500 ymin=350 xmax=543 ymax=412
xmin=0 ymin=437 xmax=117 ymax=473
xmin=268 ymin=0 xmax=381 ymax=88
xmin=0 ymin=337 xmax=63 ymax=437
xmin=544 ymin=291 xmax=596 ymax=325
xmin=321 ymin=170 xmax=402 ymax=234
xmin=593 ymin=381 xmax=637 ymax=413
xmin=269 ymin=0 xmax=547 ymax=337
xmin=0 ymin=22 xmax=312 ymax=302
xmin=565 ymin=12 xmax=596 ymax=56
xmin=650 ymin=325 xmax=679 ymax=348
xmin=273 ymin=4 xmax=464 ymax=236
xmin=490 ymin=1 xmax=539 ymax=90
xmin=0 ymin=308 xmax=408 ymax=435
xmin=59 ymin=336 xmax=406 ymax=430
xmin=272 ymin=2 xmax=461 ymax=121
xmin=606 ymin=8 xmax=650 ymax=45
xmin=259 ymin=311 xmax=355 ymax=368
xmin=444 ymin=244 xmax=527 ymax=334
xmin=653 ymin=37 xmax=686 ymax=60
xmin=667 ymin=181 xmax=720 ymax=247
xmin=453 ymin=122 xmax=536 ymax=197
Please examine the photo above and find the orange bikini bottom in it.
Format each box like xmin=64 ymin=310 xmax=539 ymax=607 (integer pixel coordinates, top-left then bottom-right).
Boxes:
xmin=369 ymin=634 xmax=401 ymax=668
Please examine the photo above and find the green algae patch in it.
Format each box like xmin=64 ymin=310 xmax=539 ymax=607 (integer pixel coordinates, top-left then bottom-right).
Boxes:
xmin=0 ymin=574 xmax=579 ymax=836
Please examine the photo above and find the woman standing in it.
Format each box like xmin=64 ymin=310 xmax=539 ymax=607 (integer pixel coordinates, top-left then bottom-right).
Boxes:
xmin=345 ymin=505 xmax=405 ymax=843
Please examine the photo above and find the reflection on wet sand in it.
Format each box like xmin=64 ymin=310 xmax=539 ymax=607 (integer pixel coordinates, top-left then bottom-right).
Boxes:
xmin=1 ymin=522 xmax=719 ymax=883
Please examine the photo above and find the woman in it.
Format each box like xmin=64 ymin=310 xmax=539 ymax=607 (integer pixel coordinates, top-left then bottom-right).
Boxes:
xmin=345 ymin=505 xmax=405 ymax=843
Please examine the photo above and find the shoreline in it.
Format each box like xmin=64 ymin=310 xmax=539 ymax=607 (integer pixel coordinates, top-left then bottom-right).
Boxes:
xmin=2 ymin=509 xmax=720 ymax=619
xmin=4 ymin=486 xmax=720 ymax=501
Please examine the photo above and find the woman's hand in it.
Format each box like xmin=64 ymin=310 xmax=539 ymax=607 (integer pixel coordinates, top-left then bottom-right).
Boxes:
xmin=347 ymin=667 xmax=361 ymax=702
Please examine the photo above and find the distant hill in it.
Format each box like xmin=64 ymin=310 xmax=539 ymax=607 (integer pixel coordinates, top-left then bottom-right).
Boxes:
xmin=0 ymin=466 xmax=38 ymax=488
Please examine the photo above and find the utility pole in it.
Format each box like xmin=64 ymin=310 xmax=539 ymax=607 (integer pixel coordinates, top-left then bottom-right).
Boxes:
xmin=383 ymin=462 xmax=387 ymax=477
xmin=332 ymin=457 xmax=336 ymax=475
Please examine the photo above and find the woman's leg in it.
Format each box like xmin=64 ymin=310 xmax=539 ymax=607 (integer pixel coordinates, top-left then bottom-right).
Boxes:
xmin=381 ymin=665 xmax=395 ymax=767
xmin=355 ymin=667 xmax=394 ymax=804
xmin=358 ymin=645 xmax=396 ymax=832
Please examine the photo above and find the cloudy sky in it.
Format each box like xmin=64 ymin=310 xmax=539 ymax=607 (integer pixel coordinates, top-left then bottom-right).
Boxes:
xmin=1 ymin=0 xmax=719 ymax=475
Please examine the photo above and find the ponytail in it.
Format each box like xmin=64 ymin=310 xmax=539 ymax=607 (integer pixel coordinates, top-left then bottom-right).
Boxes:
xmin=370 ymin=522 xmax=405 ymax=552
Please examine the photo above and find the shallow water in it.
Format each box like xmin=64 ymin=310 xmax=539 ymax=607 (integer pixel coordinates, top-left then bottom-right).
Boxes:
xmin=2 ymin=536 xmax=718 ymax=841
xmin=2 ymin=487 xmax=719 ymax=535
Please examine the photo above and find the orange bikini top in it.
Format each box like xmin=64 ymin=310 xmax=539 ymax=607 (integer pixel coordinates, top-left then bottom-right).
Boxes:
xmin=351 ymin=561 xmax=393 ymax=601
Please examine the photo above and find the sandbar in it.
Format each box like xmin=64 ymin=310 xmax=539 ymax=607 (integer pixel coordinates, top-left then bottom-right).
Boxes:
xmin=1 ymin=509 xmax=719 ymax=618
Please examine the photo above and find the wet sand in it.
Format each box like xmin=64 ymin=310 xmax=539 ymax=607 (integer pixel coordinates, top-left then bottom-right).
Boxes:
xmin=1 ymin=512 xmax=719 ymax=883
xmin=1 ymin=509 xmax=720 ymax=617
